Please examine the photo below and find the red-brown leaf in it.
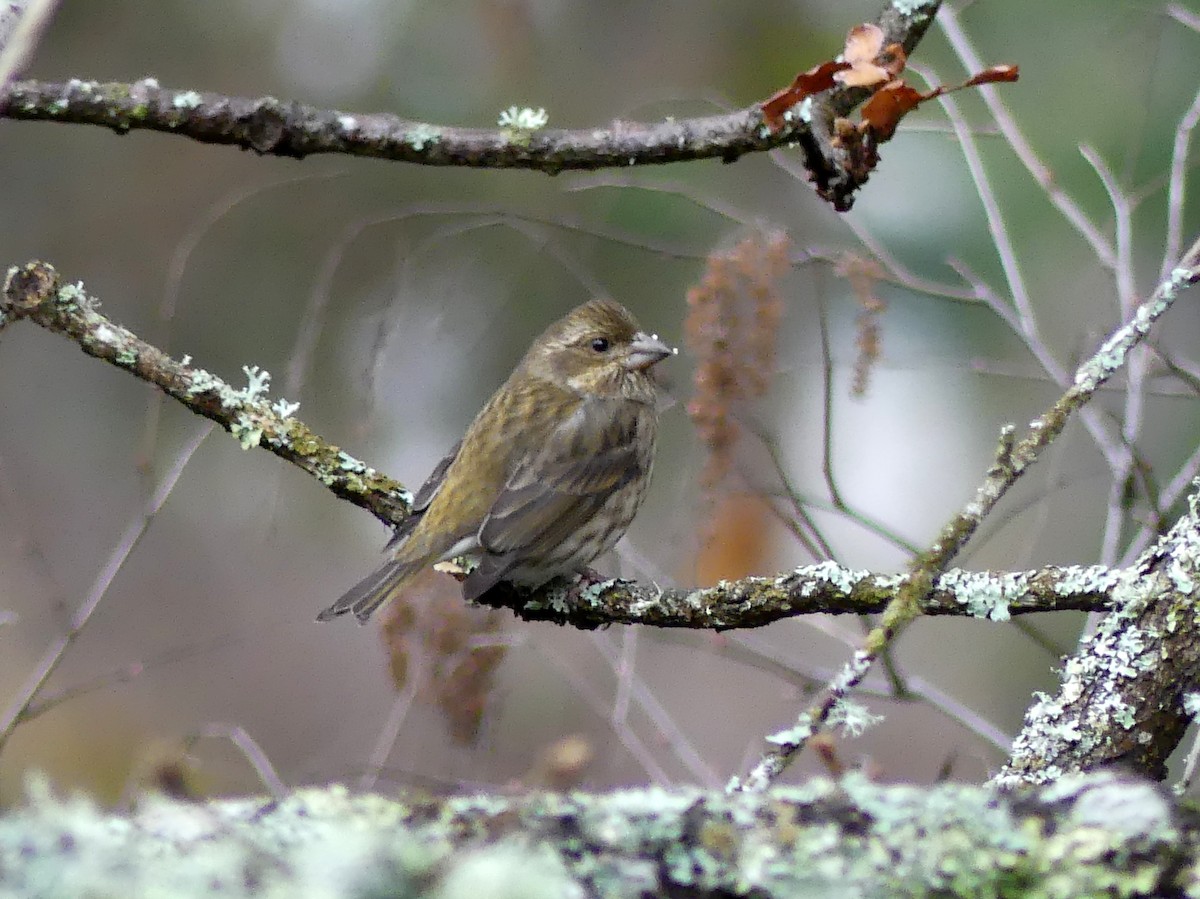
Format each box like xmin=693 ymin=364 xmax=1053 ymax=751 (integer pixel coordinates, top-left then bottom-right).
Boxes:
xmin=761 ymin=60 xmax=850 ymax=132
xmin=860 ymin=81 xmax=925 ymax=139
xmin=964 ymin=64 xmax=1020 ymax=87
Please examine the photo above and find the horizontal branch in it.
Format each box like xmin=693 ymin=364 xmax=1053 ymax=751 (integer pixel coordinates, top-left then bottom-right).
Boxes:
xmin=489 ymin=562 xmax=1116 ymax=629
xmin=0 ymin=0 xmax=942 ymax=209
xmin=1 ymin=76 xmax=773 ymax=170
xmin=2 ymin=772 xmax=1191 ymax=897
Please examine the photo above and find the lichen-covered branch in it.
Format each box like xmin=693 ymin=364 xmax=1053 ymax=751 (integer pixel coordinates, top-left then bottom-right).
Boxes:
xmin=731 ymin=235 xmax=1200 ymax=792
xmin=0 ymin=1 xmax=941 ymax=210
xmin=1 ymin=771 xmax=1192 ymax=898
xmin=996 ymin=484 xmax=1200 ymax=787
xmin=491 ymin=561 xmax=1119 ymax=629
xmin=0 ymin=261 xmax=413 ymax=527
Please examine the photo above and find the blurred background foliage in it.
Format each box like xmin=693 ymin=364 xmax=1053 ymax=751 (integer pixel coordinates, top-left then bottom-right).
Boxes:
xmin=1 ymin=0 xmax=1199 ymax=802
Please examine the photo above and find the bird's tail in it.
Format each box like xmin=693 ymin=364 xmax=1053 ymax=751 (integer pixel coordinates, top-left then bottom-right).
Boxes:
xmin=317 ymin=557 xmax=422 ymax=624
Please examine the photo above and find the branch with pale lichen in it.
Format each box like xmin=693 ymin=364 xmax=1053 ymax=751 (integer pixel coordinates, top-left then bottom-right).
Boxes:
xmin=0 ymin=260 xmax=412 ymax=527
xmin=0 ymin=0 xmax=941 ymax=211
xmin=1 ymin=771 xmax=1191 ymax=897
xmin=995 ymin=484 xmax=1200 ymax=788
xmin=730 ymin=234 xmax=1200 ymax=792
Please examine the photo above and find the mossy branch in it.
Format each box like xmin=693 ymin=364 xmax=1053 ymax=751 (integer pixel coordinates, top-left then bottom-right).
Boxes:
xmin=0 ymin=260 xmax=412 ymax=528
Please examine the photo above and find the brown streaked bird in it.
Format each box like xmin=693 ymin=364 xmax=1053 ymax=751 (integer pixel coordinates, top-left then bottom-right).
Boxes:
xmin=318 ymin=299 xmax=675 ymax=624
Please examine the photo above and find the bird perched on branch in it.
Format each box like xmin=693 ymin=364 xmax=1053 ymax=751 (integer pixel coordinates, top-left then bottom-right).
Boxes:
xmin=319 ymin=299 xmax=675 ymax=624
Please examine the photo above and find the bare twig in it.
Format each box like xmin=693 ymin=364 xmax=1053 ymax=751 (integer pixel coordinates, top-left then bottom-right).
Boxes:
xmin=184 ymin=723 xmax=288 ymax=800
xmin=937 ymin=4 xmax=1116 ymax=268
xmin=0 ymin=0 xmax=60 ymax=91
xmin=0 ymin=426 xmax=211 ymax=751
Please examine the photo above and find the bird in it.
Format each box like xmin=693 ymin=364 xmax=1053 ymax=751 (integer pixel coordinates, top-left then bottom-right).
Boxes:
xmin=318 ymin=299 xmax=675 ymax=624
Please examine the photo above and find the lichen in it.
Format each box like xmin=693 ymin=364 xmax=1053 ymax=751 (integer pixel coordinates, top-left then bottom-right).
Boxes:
xmin=171 ymin=91 xmax=202 ymax=110
xmin=406 ymin=124 xmax=441 ymax=151
xmin=497 ymin=106 xmax=549 ymax=130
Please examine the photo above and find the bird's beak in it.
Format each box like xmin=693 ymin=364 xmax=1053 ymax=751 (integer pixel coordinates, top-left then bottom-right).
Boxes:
xmin=624 ymin=332 xmax=677 ymax=371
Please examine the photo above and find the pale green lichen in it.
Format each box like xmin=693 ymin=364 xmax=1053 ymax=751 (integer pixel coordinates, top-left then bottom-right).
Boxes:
xmin=827 ymin=698 xmax=884 ymax=737
xmin=172 ymin=90 xmax=202 ymax=109
xmin=56 ymin=280 xmax=88 ymax=309
xmin=271 ymin=397 xmax=300 ymax=418
xmin=891 ymin=0 xmax=935 ymax=16
xmin=497 ymin=106 xmax=548 ymax=130
xmin=436 ymin=844 xmax=582 ymax=899
xmin=765 ymin=711 xmax=815 ymax=747
xmin=792 ymin=560 xmax=868 ymax=596
xmin=406 ymin=124 xmax=441 ymax=151
xmin=940 ymin=569 xmax=1015 ymax=621
xmin=1053 ymin=564 xmax=1118 ymax=595
xmin=1073 ymin=290 xmax=1173 ymax=388
xmin=336 ymin=450 xmax=365 ymax=473
xmin=230 ymin=417 xmax=264 ymax=450
xmin=544 ymin=581 xmax=573 ymax=614
xmin=579 ymin=578 xmax=619 ymax=605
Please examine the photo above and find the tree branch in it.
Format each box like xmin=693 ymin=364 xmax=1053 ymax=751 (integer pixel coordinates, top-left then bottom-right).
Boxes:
xmin=0 ymin=1 xmax=942 ymax=210
xmin=2 ymin=771 xmax=1192 ymax=897
xmin=0 ymin=260 xmax=412 ymax=528
xmin=996 ymin=484 xmax=1200 ymax=787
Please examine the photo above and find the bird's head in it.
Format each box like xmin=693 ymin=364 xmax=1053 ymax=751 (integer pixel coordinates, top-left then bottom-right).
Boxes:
xmin=521 ymin=299 xmax=675 ymax=402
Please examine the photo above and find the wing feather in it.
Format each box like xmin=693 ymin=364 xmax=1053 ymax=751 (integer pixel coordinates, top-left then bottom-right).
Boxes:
xmin=386 ymin=438 xmax=462 ymax=550
xmin=462 ymin=399 xmax=647 ymax=599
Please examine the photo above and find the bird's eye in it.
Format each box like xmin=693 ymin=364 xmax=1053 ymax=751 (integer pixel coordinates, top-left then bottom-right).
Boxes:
xmin=590 ymin=337 xmax=611 ymax=353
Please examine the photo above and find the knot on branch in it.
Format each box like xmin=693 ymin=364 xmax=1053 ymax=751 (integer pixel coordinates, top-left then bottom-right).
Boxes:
xmin=245 ymin=99 xmax=290 ymax=155
xmin=2 ymin=260 xmax=59 ymax=316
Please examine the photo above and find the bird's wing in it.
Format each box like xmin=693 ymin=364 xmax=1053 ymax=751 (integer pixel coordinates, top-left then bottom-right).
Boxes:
xmin=465 ymin=399 xmax=647 ymax=598
xmin=386 ymin=438 xmax=462 ymax=550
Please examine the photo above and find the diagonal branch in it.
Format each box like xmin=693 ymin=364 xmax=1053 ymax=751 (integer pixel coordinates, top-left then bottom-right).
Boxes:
xmin=0 ymin=261 xmax=413 ymax=528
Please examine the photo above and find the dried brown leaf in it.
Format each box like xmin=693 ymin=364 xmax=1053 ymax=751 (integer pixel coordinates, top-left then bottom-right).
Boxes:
xmin=761 ymin=60 xmax=850 ymax=132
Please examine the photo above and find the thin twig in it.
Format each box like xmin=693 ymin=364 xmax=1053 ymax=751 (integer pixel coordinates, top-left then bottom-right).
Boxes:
xmin=184 ymin=723 xmax=287 ymax=800
xmin=1080 ymin=145 xmax=1144 ymax=566
xmin=0 ymin=425 xmax=211 ymax=751
xmin=0 ymin=0 xmax=60 ymax=91
xmin=937 ymin=4 xmax=1116 ymax=268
